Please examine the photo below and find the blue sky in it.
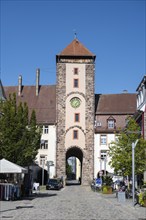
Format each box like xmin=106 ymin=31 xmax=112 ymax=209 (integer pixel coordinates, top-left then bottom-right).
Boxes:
xmin=1 ymin=0 xmax=146 ymax=94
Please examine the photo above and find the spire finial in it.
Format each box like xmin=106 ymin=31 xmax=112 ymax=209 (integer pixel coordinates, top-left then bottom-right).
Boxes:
xmin=73 ymin=29 xmax=77 ymax=40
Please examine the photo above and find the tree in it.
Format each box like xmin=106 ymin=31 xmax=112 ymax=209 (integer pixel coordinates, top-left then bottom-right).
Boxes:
xmin=66 ymin=160 xmax=72 ymax=178
xmin=0 ymin=93 xmax=41 ymax=166
xmin=109 ymin=117 xmax=146 ymax=176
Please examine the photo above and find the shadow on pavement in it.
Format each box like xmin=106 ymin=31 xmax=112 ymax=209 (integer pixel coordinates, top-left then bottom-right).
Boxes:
xmin=0 ymin=193 xmax=57 ymax=214
xmin=22 ymin=192 xmax=57 ymax=200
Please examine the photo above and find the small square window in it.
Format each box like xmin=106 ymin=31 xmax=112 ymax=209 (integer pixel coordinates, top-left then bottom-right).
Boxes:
xmin=74 ymin=79 xmax=79 ymax=88
xmin=100 ymin=135 xmax=107 ymax=145
xmin=74 ymin=68 xmax=78 ymax=75
xmin=73 ymin=130 xmax=78 ymax=139
xmin=75 ymin=113 xmax=80 ymax=122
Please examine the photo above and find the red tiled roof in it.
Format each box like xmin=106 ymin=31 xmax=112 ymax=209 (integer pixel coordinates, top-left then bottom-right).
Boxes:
xmin=95 ymin=93 xmax=137 ymax=114
xmin=95 ymin=93 xmax=137 ymax=133
xmin=58 ymin=39 xmax=95 ymax=57
xmin=4 ymin=85 xmax=56 ymax=124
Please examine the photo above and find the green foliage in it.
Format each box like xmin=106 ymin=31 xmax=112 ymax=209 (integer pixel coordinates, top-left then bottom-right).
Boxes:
xmin=0 ymin=93 xmax=41 ymax=166
xmin=109 ymin=117 xmax=146 ymax=176
xmin=102 ymin=176 xmax=113 ymax=186
xmin=138 ymin=191 xmax=146 ymax=206
xmin=138 ymin=192 xmax=144 ymax=206
xmin=66 ymin=161 xmax=72 ymax=177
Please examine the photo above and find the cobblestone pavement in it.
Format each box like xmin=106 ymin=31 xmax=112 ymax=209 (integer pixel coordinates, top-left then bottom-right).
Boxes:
xmin=0 ymin=185 xmax=146 ymax=220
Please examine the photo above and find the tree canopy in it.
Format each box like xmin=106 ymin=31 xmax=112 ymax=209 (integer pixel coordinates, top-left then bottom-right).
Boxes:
xmin=109 ymin=117 xmax=146 ymax=176
xmin=0 ymin=93 xmax=41 ymax=166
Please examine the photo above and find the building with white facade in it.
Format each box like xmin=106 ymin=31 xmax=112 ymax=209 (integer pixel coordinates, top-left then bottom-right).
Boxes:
xmin=94 ymin=93 xmax=136 ymax=178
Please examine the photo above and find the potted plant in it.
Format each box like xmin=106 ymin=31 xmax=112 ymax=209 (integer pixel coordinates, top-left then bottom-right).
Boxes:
xmin=138 ymin=191 xmax=146 ymax=207
xmin=102 ymin=176 xmax=113 ymax=194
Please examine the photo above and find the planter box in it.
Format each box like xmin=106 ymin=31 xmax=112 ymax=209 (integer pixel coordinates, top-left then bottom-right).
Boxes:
xmin=102 ymin=186 xmax=112 ymax=194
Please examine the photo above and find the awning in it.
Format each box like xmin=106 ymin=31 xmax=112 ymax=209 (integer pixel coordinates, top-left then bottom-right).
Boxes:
xmin=0 ymin=158 xmax=27 ymax=174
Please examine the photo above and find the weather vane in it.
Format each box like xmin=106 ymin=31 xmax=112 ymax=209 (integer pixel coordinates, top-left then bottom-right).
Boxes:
xmin=73 ymin=29 xmax=77 ymax=39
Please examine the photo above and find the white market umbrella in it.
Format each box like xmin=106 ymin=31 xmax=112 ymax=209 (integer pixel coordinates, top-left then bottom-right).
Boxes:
xmin=0 ymin=158 xmax=27 ymax=174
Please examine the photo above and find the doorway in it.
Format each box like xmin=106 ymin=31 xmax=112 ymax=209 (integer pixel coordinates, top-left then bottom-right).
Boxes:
xmin=66 ymin=146 xmax=83 ymax=185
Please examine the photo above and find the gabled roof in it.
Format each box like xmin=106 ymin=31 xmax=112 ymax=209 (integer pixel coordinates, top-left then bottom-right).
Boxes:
xmin=0 ymin=80 xmax=6 ymax=101
xmin=136 ymin=75 xmax=146 ymax=91
xmin=95 ymin=93 xmax=137 ymax=114
xmin=4 ymin=85 xmax=56 ymax=124
xmin=58 ymin=39 xmax=96 ymax=57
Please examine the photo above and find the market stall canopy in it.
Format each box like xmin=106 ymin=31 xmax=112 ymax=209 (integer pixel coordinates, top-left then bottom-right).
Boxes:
xmin=0 ymin=158 xmax=27 ymax=173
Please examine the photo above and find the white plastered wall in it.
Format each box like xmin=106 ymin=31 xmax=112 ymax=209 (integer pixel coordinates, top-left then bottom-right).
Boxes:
xmin=94 ymin=133 xmax=115 ymax=178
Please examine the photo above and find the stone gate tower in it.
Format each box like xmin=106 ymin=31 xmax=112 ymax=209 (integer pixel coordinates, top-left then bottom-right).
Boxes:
xmin=56 ymin=38 xmax=96 ymax=185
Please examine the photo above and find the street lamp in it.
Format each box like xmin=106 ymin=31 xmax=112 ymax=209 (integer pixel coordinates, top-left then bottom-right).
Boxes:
xmin=132 ymin=139 xmax=139 ymax=207
xmin=42 ymin=158 xmax=45 ymax=186
xmin=127 ymin=130 xmax=141 ymax=206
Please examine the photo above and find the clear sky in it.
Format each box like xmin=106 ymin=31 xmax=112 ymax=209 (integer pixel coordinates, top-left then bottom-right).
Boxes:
xmin=1 ymin=0 xmax=146 ymax=94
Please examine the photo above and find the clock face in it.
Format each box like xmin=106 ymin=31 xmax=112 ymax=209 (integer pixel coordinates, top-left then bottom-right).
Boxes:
xmin=70 ymin=97 xmax=81 ymax=108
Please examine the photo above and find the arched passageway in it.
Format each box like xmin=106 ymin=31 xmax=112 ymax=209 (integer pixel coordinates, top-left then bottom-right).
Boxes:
xmin=66 ymin=147 xmax=83 ymax=185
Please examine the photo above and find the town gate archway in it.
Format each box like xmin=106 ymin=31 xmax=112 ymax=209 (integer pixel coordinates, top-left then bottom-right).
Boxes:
xmin=66 ymin=146 xmax=83 ymax=184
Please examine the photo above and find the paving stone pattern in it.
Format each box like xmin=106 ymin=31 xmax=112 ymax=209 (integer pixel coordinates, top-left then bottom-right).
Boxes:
xmin=0 ymin=185 xmax=146 ymax=220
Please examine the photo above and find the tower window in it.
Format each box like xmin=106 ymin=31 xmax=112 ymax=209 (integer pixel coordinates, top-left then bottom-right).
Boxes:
xmin=74 ymin=79 xmax=79 ymax=88
xmin=73 ymin=130 xmax=78 ymax=139
xmin=74 ymin=68 xmax=78 ymax=75
xmin=75 ymin=113 xmax=80 ymax=122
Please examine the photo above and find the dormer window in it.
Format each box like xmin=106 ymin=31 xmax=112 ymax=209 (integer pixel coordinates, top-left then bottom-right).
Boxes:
xmin=107 ymin=116 xmax=115 ymax=129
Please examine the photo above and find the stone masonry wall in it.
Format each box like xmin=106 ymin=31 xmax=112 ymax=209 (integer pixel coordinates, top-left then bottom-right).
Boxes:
xmin=82 ymin=64 xmax=95 ymax=185
xmin=56 ymin=58 xmax=95 ymax=185
xmin=56 ymin=63 xmax=66 ymax=178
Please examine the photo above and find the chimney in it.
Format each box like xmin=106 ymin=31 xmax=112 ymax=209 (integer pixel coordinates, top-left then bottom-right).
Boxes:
xmin=36 ymin=68 xmax=40 ymax=96
xmin=18 ymin=75 xmax=22 ymax=96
